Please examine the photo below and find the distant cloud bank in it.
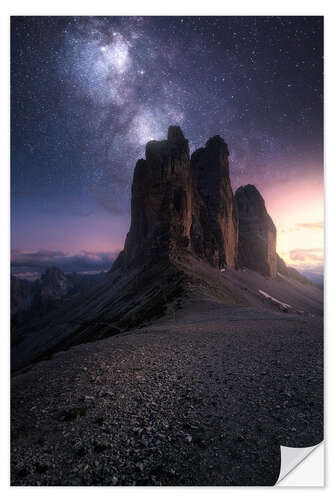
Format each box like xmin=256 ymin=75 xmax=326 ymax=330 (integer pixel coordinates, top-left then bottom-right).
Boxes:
xmin=289 ymin=248 xmax=323 ymax=264
xmin=295 ymin=221 xmax=323 ymax=230
xmin=286 ymin=247 xmax=324 ymax=285
xmin=11 ymin=249 xmax=119 ymax=278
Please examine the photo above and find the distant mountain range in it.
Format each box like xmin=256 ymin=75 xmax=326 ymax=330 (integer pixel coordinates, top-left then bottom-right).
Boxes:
xmin=298 ymin=269 xmax=324 ymax=285
xmin=11 ymin=267 xmax=105 ymax=344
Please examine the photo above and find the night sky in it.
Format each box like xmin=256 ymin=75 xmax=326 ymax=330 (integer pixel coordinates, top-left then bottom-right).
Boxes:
xmin=11 ymin=16 xmax=324 ymax=279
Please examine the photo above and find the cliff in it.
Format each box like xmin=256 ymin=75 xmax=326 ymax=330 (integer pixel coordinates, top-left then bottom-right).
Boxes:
xmin=235 ymin=184 xmax=277 ymax=278
xmin=190 ymin=136 xmax=238 ymax=268
xmin=113 ymin=126 xmax=192 ymax=270
xmin=114 ymin=127 xmax=238 ymax=272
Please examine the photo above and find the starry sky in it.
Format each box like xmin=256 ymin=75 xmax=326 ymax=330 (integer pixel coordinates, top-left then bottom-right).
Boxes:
xmin=11 ymin=16 xmax=323 ymax=279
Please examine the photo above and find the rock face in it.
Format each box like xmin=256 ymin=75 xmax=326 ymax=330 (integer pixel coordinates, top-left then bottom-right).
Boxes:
xmin=235 ymin=184 xmax=277 ymax=278
xmin=39 ymin=267 xmax=70 ymax=300
xmin=190 ymin=136 xmax=238 ymax=268
xmin=11 ymin=268 xmax=105 ymax=319
xmin=115 ymin=126 xmax=192 ymax=269
xmin=277 ymin=254 xmax=310 ymax=285
xmin=114 ymin=127 xmax=238 ymax=271
xmin=11 ymin=277 xmax=39 ymax=316
xmin=11 ymin=268 xmax=70 ymax=318
xmin=114 ymin=127 xmax=284 ymax=280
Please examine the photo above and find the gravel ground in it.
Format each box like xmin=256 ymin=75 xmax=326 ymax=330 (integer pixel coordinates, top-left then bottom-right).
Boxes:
xmin=11 ymin=297 xmax=323 ymax=486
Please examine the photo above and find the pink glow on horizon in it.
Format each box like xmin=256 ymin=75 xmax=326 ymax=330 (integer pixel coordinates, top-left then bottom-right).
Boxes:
xmin=263 ymin=171 xmax=324 ymax=270
xmin=12 ymin=168 xmax=324 ymax=274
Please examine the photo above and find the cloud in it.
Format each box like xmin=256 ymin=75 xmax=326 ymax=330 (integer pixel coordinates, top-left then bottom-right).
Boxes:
xmin=12 ymin=271 xmax=41 ymax=281
xmin=289 ymin=248 xmax=324 ymax=264
xmin=287 ymin=249 xmax=324 ymax=283
xmin=11 ymin=249 xmax=119 ymax=275
xmin=296 ymin=221 xmax=324 ymax=230
xmin=280 ymin=227 xmax=301 ymax=233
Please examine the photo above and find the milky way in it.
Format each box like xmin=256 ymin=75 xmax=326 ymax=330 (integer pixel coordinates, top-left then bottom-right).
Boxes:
xmin=11 ymin=16 xmax=323 ymax=274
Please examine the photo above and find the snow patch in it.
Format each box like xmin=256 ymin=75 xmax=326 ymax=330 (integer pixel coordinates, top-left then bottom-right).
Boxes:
xmin=258 ymin=289 xmax=291 ymax=310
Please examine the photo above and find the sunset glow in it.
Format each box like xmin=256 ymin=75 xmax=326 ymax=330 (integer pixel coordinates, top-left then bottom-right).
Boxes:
xmin=264 ymin=171 xmax=323 ymax=271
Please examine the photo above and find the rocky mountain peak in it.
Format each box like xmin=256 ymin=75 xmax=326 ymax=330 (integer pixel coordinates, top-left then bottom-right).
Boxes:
xmin=41 ymin=266 xmax=65 ymax=283
xmin=235 ymin=184 xmax=277 ymax=277
xmin=115 ymin=126 xmax=192 ymax=270
xmin=114 ymin=126 xmax=280 ymax=278
xmin=39 ymin=266 xmax=70 ymax=300
xmin=205 ymin=134 xmax=229 ymax=155
xmin=145 ymin=126 xmax=189 ymax=165
xmin=190 ymin=134 xmax=237 ymax=268
xmin=167 ymin=125 xmax=187 ymax=144
xmin=235 ymin=185 xmax=267 ymax=216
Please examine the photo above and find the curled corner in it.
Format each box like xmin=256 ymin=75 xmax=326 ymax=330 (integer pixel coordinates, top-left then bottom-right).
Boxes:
xmin=276 ymin=443 xmax=323 ymax=485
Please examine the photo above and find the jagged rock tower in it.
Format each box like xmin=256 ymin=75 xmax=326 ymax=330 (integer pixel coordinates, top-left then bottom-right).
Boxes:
xmin=235 ymin=184 xmax=277 ymax=278
xmin=115 ymin=126 xmax=192 ymax=269
xmin=114 ymin=126 xmax=239 ymax=272
xmin=113 ymin=125 xmax=282 ymax=279
xmin=190 ymin=136 xmax=238 ymax=269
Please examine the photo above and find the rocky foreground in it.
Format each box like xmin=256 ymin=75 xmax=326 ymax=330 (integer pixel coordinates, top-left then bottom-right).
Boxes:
xmin=11 ymin=292 xmax=323 ymax=486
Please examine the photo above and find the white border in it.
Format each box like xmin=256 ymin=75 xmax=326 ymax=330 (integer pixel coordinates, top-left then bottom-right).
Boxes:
xmin=1 ymin=1 xmax=331 ymax=498
xmin=278 ymin=443 xmax=324 ymax=486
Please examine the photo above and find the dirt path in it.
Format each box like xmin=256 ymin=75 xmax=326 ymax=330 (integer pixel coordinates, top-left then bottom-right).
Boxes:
xmin=11 ymin=300 xmax=323 ymax=486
